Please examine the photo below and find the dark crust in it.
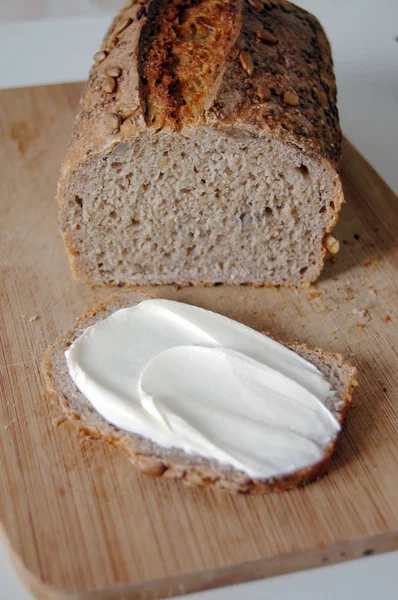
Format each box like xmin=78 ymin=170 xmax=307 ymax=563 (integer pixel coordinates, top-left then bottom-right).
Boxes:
xmin=207 ymin=0 xmax=341 ymax=168
xmin=60 ymin=1 xmax=153 ymax=171
xmin=42 ymin=292 xmax=358 ymax=494
xmin=60 ymin=0 xmax=341 ymax=171
xmin=138 ymin=0 xmax=341 ymax=166
xmin=139 ymin=0 xmax=238 ymax=129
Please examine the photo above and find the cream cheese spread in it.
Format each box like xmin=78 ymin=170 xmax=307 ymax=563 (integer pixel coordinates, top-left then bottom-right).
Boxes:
xmin=65 ymin=299 xmax=339 ymax=478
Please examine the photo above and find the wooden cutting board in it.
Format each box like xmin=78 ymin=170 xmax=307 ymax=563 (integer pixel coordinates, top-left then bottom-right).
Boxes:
xmin=1 ymin=83 xmax=398 ymax=600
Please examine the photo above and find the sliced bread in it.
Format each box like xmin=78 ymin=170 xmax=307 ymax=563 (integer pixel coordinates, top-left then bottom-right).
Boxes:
xmin=42 ymin=292 xmax=358 ymax=494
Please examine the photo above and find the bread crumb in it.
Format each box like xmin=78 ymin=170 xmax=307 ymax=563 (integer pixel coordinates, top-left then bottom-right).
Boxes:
xmin=364 ymin=256 xmax=379 ymax=267
xmin=308 ymin=291 xmax=319 ymax=300
xmin=356 ymin=323 xmax=366 ymax=329
xmin=29 ymin=315 xmax=39 ymax=323
xmin=383 ymin=315 xmax=391 ymax=323
xmin=354 ymin=305 xmax=371 ymax=320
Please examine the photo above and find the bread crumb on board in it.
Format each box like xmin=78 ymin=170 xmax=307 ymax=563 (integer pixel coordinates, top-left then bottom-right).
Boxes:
xmin=363 ymin=256 xmax=379 ymax=267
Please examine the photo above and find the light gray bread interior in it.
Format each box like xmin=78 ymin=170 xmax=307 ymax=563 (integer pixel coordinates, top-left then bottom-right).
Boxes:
xmin=61 ymin=128 xmax=339 ymax=287
xmin=42 ymin=292 xmax=358 ymax=493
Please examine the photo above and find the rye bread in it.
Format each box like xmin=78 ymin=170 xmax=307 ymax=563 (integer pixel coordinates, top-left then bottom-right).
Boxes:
xmin=57 ymin=0 xmax=344 ymax=288
xmin=42 ymin=292 xmax=358 ymax=494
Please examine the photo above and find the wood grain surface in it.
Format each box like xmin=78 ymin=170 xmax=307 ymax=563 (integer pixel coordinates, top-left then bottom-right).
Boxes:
xmin=0 ymin=83 xmax=397 ymax=600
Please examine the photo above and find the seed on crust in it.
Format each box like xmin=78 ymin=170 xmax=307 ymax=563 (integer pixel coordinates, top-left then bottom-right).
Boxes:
xmin=114 ymin=16 xmax=132 ymax=36
xmin=186 ymin=471 xmax=205 ymax=485
xmin=93 ymin=51 xmax=107 ymax=63
xmin=325 ymin=234 xmax=340 ymax=254
xmin=102 ymin=76 xmax=117 ymax=93
xmin=135 ymin=456 xmax=166 ymax=477
xmin=256 ymin=29 xmax=278 ymax=44
xmin=280 ymin=0 xmax=293 ymax=12
xmin=105 ymin=66 xmax=122 ymax=78
xmin=248 ymin=0 xmax=264 ymax=11
xmin=313 ymin=86 xmax=329 ymax=109
xmin=162 ymin=466 xmax=186 ymax=480
xmin=257 ymin=83 xmax=271 ymax=101
xmin=240 ymin=51 xmax=254 ymax=76
xmin=104 ymin=112 xmax=122 ymax=132
xmin=283 ymin=91 xmax=300 ymax=106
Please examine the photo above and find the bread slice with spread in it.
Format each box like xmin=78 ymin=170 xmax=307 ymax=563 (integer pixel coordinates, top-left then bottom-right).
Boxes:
xmin=42 ymin=292 xmax=357 ymax=494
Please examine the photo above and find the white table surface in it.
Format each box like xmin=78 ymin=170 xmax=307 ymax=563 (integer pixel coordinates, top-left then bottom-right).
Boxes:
xmin=0 ymin=1 xmax=397 ymax=598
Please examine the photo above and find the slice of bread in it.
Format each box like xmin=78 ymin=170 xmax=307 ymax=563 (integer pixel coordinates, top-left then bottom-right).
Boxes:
xmin=42 ymin=292 xmax=358 ymax=494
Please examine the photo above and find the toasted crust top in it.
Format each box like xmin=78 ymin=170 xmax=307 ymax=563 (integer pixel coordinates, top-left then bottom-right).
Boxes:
xmin=62 ymin=0 xmax=341 ymax=175
xmin=140 ymin=0 xmax=239 ymax=129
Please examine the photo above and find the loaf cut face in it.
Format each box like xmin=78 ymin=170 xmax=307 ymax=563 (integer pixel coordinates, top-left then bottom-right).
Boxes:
xmin=58 ymin=0 xmax=344 ymax=286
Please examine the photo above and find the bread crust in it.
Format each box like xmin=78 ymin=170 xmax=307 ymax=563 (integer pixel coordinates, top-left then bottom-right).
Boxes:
xmin=42 ymin=292 xmax=358 ymax=494
xmin=60 ymin=0 xmax=341 ymax=172
xmin=207 ymin=0 xmax=341 ymax=168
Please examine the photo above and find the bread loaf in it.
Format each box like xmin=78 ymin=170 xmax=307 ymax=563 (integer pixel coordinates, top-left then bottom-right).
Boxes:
xmin=42 ymin=292 xmax=357 ymax=494
xmin=57 ymin=0 xmax=343 ymax=287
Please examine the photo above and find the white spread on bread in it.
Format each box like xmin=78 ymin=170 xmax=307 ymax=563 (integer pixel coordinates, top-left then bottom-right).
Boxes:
xmin=65 ymin=299 xmax=340 ymax=478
